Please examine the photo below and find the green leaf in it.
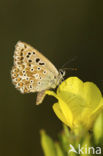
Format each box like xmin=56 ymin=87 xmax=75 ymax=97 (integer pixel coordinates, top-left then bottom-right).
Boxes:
xmin=55 ymin=142 xmax=65 ymax=156
xmin=40 ymin=130 xmax=56 ymax=156
xmin=58 ymin=131 xmax=69 ymax=154
xmin=68 ymin=152 xmax=77 ymax=156
xmin=63 ymin=124 xmax=70 ymax=138
xmin=93 ymin=111 xmax=103 ymax=144
xmin=80 ymin=135 xmax=91 ymax=156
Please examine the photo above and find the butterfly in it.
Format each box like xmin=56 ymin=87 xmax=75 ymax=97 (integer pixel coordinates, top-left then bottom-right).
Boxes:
xmin=11 ymin=41 xmax=65 ymax=105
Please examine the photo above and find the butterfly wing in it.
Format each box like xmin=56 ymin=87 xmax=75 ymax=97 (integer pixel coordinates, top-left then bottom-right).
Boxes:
xmin=11 ymin=41 xmax=59 ymax=94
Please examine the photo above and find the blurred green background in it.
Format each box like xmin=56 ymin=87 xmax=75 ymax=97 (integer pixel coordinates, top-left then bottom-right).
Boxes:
xmin=0 ymin=0 xmax=103 ymax=156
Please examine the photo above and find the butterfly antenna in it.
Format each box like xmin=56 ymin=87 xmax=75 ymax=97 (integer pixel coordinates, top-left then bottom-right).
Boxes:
xmin=62 ymin=67 xmax=77 ymax=72
xmin=61 ymin=56 xmax=78 ymax=68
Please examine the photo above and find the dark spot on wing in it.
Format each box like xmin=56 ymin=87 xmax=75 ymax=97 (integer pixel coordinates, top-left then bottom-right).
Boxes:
xmin=39 ymin=62 xmax=45 ymax=65
xmin=24 ymin=45 xmax=27 ymax=48
xmin=37 ymin=67 xmax=40 ymax=70
xmin=26 ymin=55 xmax=29 ymax=58
xmin=21 ymin=57 xmax=24 ymax=60
xmin=36 ymin=58 xmax=40 ymax=63
xmin=21 ymin=49 xmax=24 ymax=52
xmin=29 ymin=60 xmax=32 ymax=63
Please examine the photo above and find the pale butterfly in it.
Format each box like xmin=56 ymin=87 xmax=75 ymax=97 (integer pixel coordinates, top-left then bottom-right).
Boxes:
xmin=11 ymin=41 xmax=65 ymax=105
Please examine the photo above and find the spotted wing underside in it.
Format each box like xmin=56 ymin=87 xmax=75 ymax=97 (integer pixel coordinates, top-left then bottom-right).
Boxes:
xmin=11 ymin=41 xmax=58 ymax=94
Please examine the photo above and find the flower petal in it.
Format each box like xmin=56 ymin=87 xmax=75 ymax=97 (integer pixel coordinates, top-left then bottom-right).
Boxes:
xmin=57 ymin=77 xmax=86 ymax=123
xmin=46 ymin=77 xmax=103 ymax=130
xmin=53 ymin=103 xmax=68 ymax=126
xmin=53 ymin=99 xmax=73 ymax=128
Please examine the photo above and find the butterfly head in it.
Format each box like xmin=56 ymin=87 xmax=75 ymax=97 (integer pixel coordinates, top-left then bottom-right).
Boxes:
xmin=56 ymin=69 xmax=65 ymax=85
xmin=59 ymin=69 xmax=65 ymax=77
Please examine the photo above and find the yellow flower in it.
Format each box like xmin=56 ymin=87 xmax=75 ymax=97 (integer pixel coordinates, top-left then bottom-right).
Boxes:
xmin=46 ymin=77 xmax=103 ymax=130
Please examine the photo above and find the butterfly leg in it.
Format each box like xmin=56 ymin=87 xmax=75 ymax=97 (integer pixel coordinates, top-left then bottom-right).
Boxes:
xmin=36 ymin=90 xmax=47 ymax=105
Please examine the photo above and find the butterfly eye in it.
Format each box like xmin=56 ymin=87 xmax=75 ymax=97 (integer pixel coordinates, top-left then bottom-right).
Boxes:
xmin=59 ymin=69 xmax=65 ymax=76
xmin=60 ymin=71 xmax=63 ymax=75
